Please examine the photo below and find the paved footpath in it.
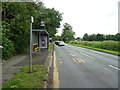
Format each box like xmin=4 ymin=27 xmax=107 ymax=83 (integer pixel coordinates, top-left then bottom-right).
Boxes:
xmin=1 ymin=49 xmax=52 ymax=87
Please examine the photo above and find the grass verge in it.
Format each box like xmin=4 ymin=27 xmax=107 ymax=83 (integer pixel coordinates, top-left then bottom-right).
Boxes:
xmin=2 ymin=65 xmax=48 ymax=88
xmin=68 ymin=43 xmax=120 ymax=55
xmin=48 ymin=42 xmax=54 ymax=51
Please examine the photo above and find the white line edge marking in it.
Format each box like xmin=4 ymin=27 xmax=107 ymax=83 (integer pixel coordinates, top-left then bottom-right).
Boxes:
xmin=109 ymin=65 xmax=120 ymax=71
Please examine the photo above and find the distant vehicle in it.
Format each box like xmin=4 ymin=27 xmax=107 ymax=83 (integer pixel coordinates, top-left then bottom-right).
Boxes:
xmin=58 ymin=41 xmax=65 ymax=46
xmin=55 ymin=41 xmax=59 ymax=45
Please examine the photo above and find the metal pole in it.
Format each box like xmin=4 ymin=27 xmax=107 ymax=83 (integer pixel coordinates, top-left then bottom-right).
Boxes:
xmin=29 ymin=16 xmax=33 ymax=73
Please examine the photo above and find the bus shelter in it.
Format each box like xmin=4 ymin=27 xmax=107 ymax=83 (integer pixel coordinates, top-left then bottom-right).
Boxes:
xmin=32 ymin=29 xmax=49 ymax=53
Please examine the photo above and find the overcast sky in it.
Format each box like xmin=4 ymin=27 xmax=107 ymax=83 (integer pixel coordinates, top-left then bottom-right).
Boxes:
xmin=43 ymin=0 xmax=119 ymax=38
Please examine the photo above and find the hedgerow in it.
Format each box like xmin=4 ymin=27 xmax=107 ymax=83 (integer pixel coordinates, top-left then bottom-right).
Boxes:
xmin=2 ymin=36 xmax=15 ymax=60
xmin=70 ymin=40 xmax=120 ymax=52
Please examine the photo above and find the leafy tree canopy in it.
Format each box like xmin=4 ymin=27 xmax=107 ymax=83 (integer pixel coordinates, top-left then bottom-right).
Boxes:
xmin=61 ymin=23 xmax=75 ymax=42
xmin=2 ymin=2 xmax=63 ymax=59
xmin=82 ymin=33 xmax=120 ymax=41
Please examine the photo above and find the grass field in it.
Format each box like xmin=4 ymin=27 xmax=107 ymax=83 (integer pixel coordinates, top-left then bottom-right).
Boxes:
xmin=68 ymin=40 xmax=120 ymax=55
xmin=2 ymin=65 xmax=48 ymax=88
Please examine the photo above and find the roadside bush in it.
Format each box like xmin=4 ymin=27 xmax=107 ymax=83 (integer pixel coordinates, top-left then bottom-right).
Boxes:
xmin=2 ymin=36 xmax=15 ymax=60
xmin=70 ymin=40 xmax=119 ymax=52
xmin=48 ymin=42 xmax=54 ymax=51
xmin=101 ymin=41 xmax=119 ymax=51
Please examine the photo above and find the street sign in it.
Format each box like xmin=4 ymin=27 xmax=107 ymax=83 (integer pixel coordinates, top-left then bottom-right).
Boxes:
xmin=40 ymin=21 xmax=45 ymax=26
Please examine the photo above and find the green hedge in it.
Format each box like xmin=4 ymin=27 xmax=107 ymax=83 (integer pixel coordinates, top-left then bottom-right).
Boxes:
xmin=2 ymin=36 xmax=15 ymax=60
xmin=69 ymin=40 xmax=120 ymax=52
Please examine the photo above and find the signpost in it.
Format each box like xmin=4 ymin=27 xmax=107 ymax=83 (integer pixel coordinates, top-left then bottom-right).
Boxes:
xmin=29 ymin=16 xmax=34 ymax=73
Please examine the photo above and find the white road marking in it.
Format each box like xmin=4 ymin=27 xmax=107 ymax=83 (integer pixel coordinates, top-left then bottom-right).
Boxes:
xmin=109 ymin=65 xmax=120 ymax=71
xmin=80 ymin=52 xmax=94 ymax=59
xmin=104 ymin=68 xmax=111 ymax=72
xmin=60 ymin=61 xmax=63 ymax=64
xmin=58 ymin=59 xmax=61 ymax=61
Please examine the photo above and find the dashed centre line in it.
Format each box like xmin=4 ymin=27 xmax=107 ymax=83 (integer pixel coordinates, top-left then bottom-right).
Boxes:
xmin=79 ymin=52 xmax=94 ymax=59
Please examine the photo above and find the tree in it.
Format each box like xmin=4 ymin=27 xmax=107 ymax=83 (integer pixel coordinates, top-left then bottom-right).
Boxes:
xmin=83 ymin=33 xmax=89 ymax=41
xmin=82 ymin=33 xmax=120 ymax=41
xmin=61 ymin=23 xmax=75 ymax=42
xmin=95 ymin=33 xmax=104 ymax=41
xmin=115 ymin=33 xmax=120 ymax=41
xmin=76 ymin=37 xmax=81 ymax=41
xmin=32 ymin=7 xmax=62 ymax=39
xmin=105 ymin=35 xmax=114 ymax=41
xmin=88 ymin=34 xmax=97 ymax=41
xmin=2 ymin=2 xmax=39 ymax=54
xmin=2 ymin=2 xmax=63 ymax=59
xmin=54 ymin=35 xmax=62 ymax=41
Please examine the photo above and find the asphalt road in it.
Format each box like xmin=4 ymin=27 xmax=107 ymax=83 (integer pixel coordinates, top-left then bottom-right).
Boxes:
xmin=55 ymin=44 xmax=119 ymax=88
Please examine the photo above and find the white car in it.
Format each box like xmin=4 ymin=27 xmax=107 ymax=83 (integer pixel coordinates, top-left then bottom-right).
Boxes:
xmin=58 ymin=41 xmax=65 ymax=46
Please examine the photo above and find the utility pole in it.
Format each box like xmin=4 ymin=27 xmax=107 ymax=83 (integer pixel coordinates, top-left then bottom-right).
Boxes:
xmin=29 ymin=16 xmax=34 ymax=73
